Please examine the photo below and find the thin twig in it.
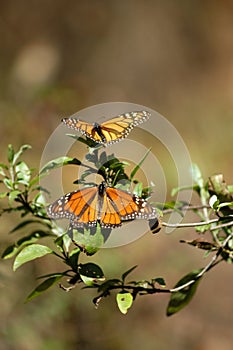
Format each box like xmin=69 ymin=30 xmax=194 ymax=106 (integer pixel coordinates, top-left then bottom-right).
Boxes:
xmin=170 ymin=234 xmax=233 ymax=292
xmin=162 ymin=218 xmax=219 ymax=229
xmin=210 ymin=220 xmax=233 ymax=231
xmin=162 ymin=204 xmax=211 ymax=215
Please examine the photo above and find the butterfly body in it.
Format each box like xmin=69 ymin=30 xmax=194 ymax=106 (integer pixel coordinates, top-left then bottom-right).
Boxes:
xmin=62 ymin=110 xmax=150 ymax=146
xmin=92 ymin=122 xmax=107 ymax=143
xmin=47 ymin=181 xmax=156 ymax=228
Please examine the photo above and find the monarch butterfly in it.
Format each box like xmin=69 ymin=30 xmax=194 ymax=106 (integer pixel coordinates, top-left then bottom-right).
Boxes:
xmin=47 ymin=181 xmax=156 ymax=228
xmin=62 ymin=110 xmax=150 ymax=146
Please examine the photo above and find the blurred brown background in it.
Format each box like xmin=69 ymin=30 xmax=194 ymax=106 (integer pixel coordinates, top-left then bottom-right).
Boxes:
xmin=0 ymin=1 xmax=233 ymax=349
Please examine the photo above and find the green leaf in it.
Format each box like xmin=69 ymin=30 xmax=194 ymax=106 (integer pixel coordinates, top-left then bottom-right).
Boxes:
xmin=122 ymin=265 xmax=137 ymax=282
xmin=133 ymin=182 xmax=143 ymax=197
xmin=79 ymin=262 xmax=104 ymax=278
xmin=13 ymin=145 xmax=31 ymax=165
xmin=152 ymin=277 xmax=166 ymax=287
xmin=26 ymin=275 xmax=63 ymax=302
xmin=130 ymin=148 xmax=151 ymax=181
xmin=2 ymin=230 xmax=51 ymax=259
xmin=116 ymin=292 xmax=133 ymax=314
xmin=79 ymin=263 xmax=105 ymax=285
xmin=0 ymin=164 xmax=7 ymax=176
xmin=8 ymin=190 xmax=21 ymax=205
xmin=13 ymin=244 xmax=53 ymax=271
xmin=72 ymin=226 xmax=105 ymax=255
xmin=66 ymin=133 xmax=97 ymax=147
xmin=10 ymin=219 xmax=50 ymax=233
xmin=39 ymin=156 xmax=81 ymax=175
xmin=1 ymin=245 xmax=19 ymax=259
xmin=0 ymin=192 xmax=8 ymax=199
xmin=66 ymin=248 xmax=80 ymax=271
xmin=7 ymin=144 xmax=15 ymax=164
xmin=171 ymin=185 xmax=194 ymax=197
xmin=167 ymin=269 xmax=202 ymax=316
xmin=15 ymin=161 xmax=31 ymax=185
xmin=191 ymin=163 xmax=204 ymax=188
xmin=3 ymin=178 xmax=13 ymax=190
xmin=217 ymin=201 xmax=233 ymax=210
xmin=195 ymin=224 xmax=211 ymax=233
xmin=209 ymin=194 xmax=219 ymax=209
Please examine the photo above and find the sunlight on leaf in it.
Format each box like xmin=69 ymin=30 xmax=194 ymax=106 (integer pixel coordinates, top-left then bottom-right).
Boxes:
xmin=13 ymin=244 xmax=53 ymax=271
xmin=116 ymin=292 xmax=133 ymax=314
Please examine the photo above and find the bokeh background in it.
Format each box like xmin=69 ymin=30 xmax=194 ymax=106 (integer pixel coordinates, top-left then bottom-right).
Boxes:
xmin=1 ymin=1 xmax=233 ymax=349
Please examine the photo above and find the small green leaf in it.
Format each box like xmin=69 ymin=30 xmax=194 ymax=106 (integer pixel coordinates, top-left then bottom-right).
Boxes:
xmin=0 ymin=192 xmax=8 ymax=199
xmin=40 ymin=157 xmax=81 ymax=175
xmin=122 ymin=265 xmax=137 ymax=282
xmin=26 ymin=275 xmax=63 ymax=302
xmin=116 ymin=292 xmax=133 ymax=314
xmin=7 ymin=144 xmax=15 ymax=164
xmin=217 ymin=201 xmax=233 ymax=210
xmin=171 ymin=185 xmax=194 ymax=197
xmin=33 ymin=192 xmax=46 ymax=206
xmin=66 ymin=248 xmax=80 ymax=271
xmin=153 ymin=277 xmax=166 ymax=287
xmin=15 ymin=161 xmax=31 ymax=185
xmin=3 ymin=178 xmax=13 ymax=190
xmin=13 ymin=145 xmax=31 ymax=165
xmin=10 ymin=219 xmax=49 ymax=233
xmin=133 ymin=182 xmax=143 ymax=197
xmin=13 ymin=244 xmax=53 ymax=271
xmin=1 ymin=245 xmax=19 ymax=259
xmin=79 ymin=263 xmax=105 ymax=285
xmin=72 ymin=226 xmax=105 ymax=255
xmin=2 ymin=230 xmax=51 ymax=259
xmin=79 ymin=262 xmax=104 ymax=278
xmin=0 ymin=165 xmax=7 ymax=176
xmin=130 ymin=148 xmax=151 ymax=181
xmin=167 ymin=269 xmax=202 ymax=316
xmin=195 ymin=224 xmax=211 ymax=233
xmin=209 ymin=194 xmax=219 ymax=209
xmin=8 ymin=190 xmax=21 ymax=205
xmin=191 ymin=163 xmax=203 ymax=188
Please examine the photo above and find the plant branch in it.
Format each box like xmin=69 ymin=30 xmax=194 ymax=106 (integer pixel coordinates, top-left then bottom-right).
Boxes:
xmin=210 ymin=220 xmax=233 ymax=231
xmin=170 ymin=234 xmax=233 ymax=292
xmin=162 ymin=204 xmax=211 ymax=215
xmin=161 ymin=218 xmax=219 ymax=229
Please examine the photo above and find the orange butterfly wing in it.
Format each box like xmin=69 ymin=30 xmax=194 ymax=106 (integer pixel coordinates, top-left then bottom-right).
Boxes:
xmin=62 ymin=110 xmax=150 ymax=145
xmin=47 ymin=186 xmax=99 ymax=226
xmin=104 ymin=187 xmax=156 ymax=224
xmin=47 ymin=182 xmax=156 ymax=228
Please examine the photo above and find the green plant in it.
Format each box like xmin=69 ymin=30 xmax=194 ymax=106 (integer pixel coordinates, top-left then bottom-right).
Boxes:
xmin=0 ymin=138 xmax=232 ymax=316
